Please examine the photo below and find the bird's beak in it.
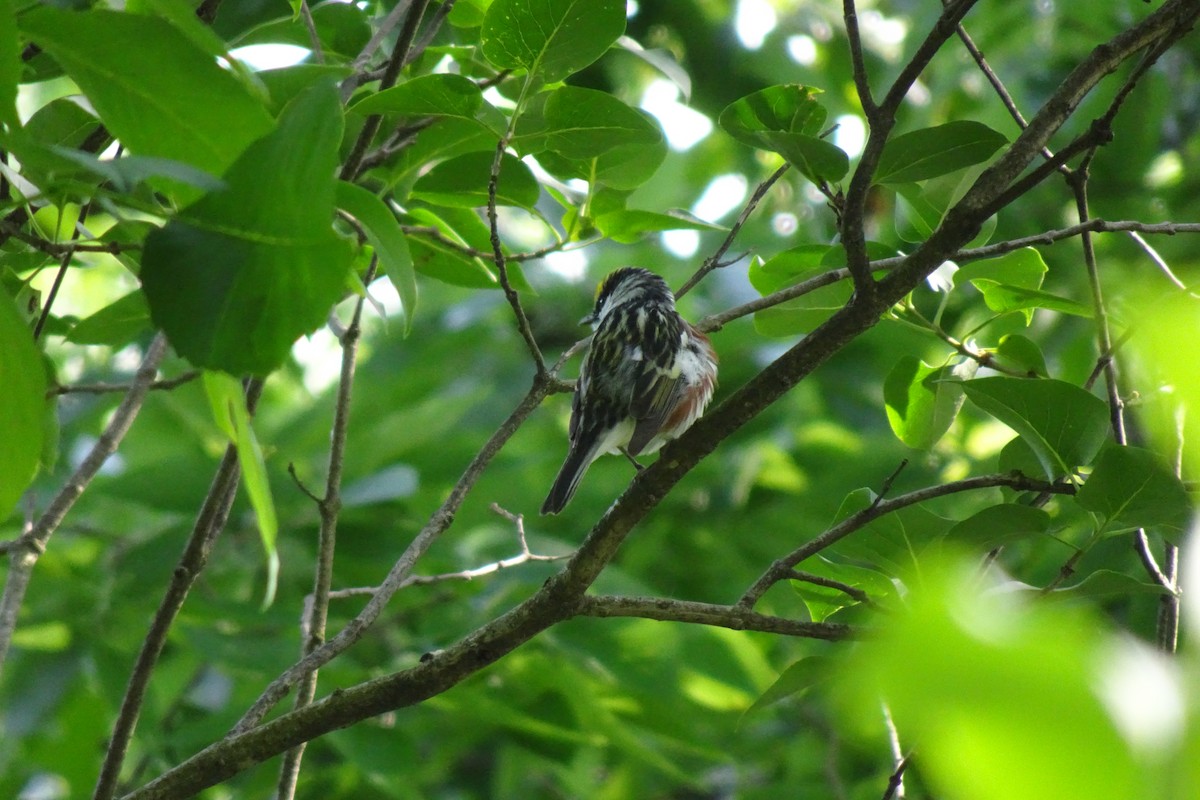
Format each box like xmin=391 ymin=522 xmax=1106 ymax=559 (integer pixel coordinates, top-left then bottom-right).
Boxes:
xmin=580 ymin=312 xmax=597 ymax=326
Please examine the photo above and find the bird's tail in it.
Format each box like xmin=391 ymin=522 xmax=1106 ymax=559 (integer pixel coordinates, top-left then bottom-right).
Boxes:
xmin=541 ymin=443 xmax=599 ymax=515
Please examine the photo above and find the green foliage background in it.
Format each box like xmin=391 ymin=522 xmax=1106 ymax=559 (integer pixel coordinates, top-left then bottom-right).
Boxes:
xmin=1 ymin=0 xmax=1198 ymax=798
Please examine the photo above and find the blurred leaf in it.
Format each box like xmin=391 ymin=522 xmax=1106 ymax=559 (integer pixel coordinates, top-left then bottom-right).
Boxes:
xmin=884 ymin=356 xmax=967 ymax=450
xmin=481 ymin=0 xmax=625 ymax=85
xmin=66 ymin=291 xmax=151 ymax=347
xmin=945 ymin=504 xmax=1052 ymax=550
xmin=141 ymin=81 xmax=354 ymax=375
xmin=961 ymin=377 xmax=1110 ymax=479
xmin=0 ymin=292 xmax=45 ymax=522
xmin=875 ymin=121 xmax=1006 ymax=184
xmin=20 ymin=7 xmax=273 ymax=178
xmin=336 ymin=181 xmax=417 ymax=335
xmin=411 ymin=151 xmax=539 ymax=209
xmin=233 ymin=1 xmax=370 ymax=59
xmin=741 ymin=657 xmax=830 ymax=720
xmin=1048 ymin=569 xmax=1171 ymax=601
xmin=839 ymin=557 xmax=1148 ymax=800
xmin=256 ymin=64 xmax=355 ymax=114
xmin=1075 ymin=445 xmax=1191 ymax=542
xmin=0 ymin=0 xmax=18 ymax=126
xmin=351 ymin=73 xmax=505 ymax=136
xmin=203 ymin=371 xmax=278 ymax=607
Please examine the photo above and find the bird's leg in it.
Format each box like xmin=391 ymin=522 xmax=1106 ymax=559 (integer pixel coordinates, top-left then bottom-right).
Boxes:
xmin=620 ymin=448 xmax=646 ymax=472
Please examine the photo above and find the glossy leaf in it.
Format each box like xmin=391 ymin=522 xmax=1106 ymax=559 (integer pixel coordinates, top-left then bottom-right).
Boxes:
xmin=1076 ymin=445 xmax=1192 ymax=541
xmin=875 ymin=121 xmax=1007 ymax=184
xmin=0 ymin=292 xmax=45 ymax=522
xmin=350 ymin=73 xmax=505 ymax=135
xmin=884 ymin=356 xmax=967 ymax=450
xmin=480 ymin=0 xmax=625 ymax=84
xmin=336 ymin=181 xmax=417 ymax=335
xmin=141 ymin=82 xmax=354 ymax=375
xmin=742 ymin=657 xmax=830 ymax=719
xmin=961 ymin=377 xmax=1110 ymax=479
xmin=20 ymin=7 xmax=273 ymax=177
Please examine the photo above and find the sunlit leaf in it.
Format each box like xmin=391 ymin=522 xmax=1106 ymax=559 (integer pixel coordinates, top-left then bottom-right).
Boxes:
xmin=337 ymin=182 xmax=417 ymax=335
xmin=141 ymin=81 xmax=354 ymax=375
xmin=961 ymin=377 xmax=1109 ymax=479
xmin=481 ymin=0 xmax=625 ymax=85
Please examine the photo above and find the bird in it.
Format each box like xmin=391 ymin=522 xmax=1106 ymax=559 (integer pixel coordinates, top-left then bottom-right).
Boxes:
xmin=541 ymin=267 xmax=718 ymax=515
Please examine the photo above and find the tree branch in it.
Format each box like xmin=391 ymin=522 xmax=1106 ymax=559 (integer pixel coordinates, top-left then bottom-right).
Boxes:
xmin=0 ymin=334 xmax=167 ymax=676
xmin=576 ymin=595 xmax=853 ymax=639
xmin=92 ymin=379 xmax=263 ymax=800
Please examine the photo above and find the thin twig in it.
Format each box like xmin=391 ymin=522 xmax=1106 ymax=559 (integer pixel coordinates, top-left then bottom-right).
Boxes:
xmin=276 ymin=255 xmax=379 ymax=799
xmin=676 ymin=163 xmax=789 ymax=299
xmin=0 ymin=334 xmax=167 ymax=676
xmin=298 ymin=0 xmax=325 ymax=64
xmin=738 ymin=473 xmax=1073 ymax=608
xmin=92 ymin=378 xmax=263 ymax=800
xmin=843 ymin=0 xmax=877 ymax=117
xmin=33 ymin=203 xmax=90 ymax=340
xmin=576 ymin=595 xmax=852 ymax=639
xmin=340 ymin=0 xmax=430 ymax=181
xmin=232 ymin=373 xmax=557 ymax=734
xmin=881 ymin=704 xmax=906 ymax=799
xmin=486 ymin=136 xmax=546 ymax=373
xmin=1127 ymin=230 xmax=1195 ymax=293
xmin=50 ymin=371 xmax=199 ymax=397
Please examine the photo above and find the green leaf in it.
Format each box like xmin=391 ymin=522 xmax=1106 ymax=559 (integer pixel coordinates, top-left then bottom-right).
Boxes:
xmin=974 ymin=280 xmax=1093 ymax=322
xmin=141 ymin=81 xmax=354 ymax=376
xmin=995 ymin=334 xmax=1048 ymax=377
xmin=1048 ymin=569 xmax=1171 ymax=601
xmin=829 ymin=488 xmax=952 ymax=575
xmin=840 ymin=557 xmax=1147 ymax=800
xmin=719 ymin=84 xmax=828 ymax=143
xmin=20 ymin=8 xmax=274 ymax=178
xmin=481 ymin=0 xmax=625 ymax=84
xmin=350 ymin=73 xmax=506 ymax=136
xmin=741 ymin=657 xmax=830 ymax=720
xmin=876 ymin=121 xmax=1007 ymax=184
xmin=961 ymin=377 xmax=1110 ymax=479
xmin=594 ymin=209 xmax=725 ymax=244
xmin=0 ymin=292 xmax=46 ymax=522
xmin=791 ymin=557 xmax=896 ymax=621
xmin=411 ymin=151 xmax=539 ymax=209
xmin=405 ymin=207 xmax=499 ymax=288
xmin=67 ymin=291 xmax=151 ymax=347
xmin=233 ymin=2 xmax=370 ymax=60
xmin=955 ymin=247 xmax=1047 ymax=290
xmin=1076 ymin=445 xmax=1192 ymax=541
xmin=883 ymin=356 xmax=967 ymax=450
xmin=336 ymin=182 xmax=417 ymax=335
xmin=536 ymin=131 xmax=667 ymax=191
xmin=513 ymin=86 xmax=664 ymax=158
xmin=203 ymin=372 xmax=278 ymax=607
xmin=0 ymin=0 xmax=18 ymax=126
xmin=945 ymin=504 xmax=1052 ymax=550
xmin=718 ymin=85 xmax=848 ymax=183
xmin=257 ymin=64 xmax=355 ymax=115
